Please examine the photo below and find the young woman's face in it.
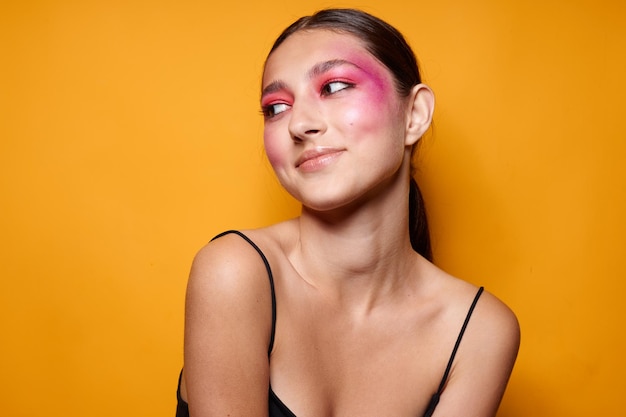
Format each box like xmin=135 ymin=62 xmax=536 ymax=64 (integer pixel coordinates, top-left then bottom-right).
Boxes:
xmin=261 ymin=29 xmax=413 ymax=212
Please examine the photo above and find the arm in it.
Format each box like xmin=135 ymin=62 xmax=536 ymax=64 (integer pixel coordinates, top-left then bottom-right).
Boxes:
xmin=183 ymin=234 xmax=274 ymax=417
xmin=431 ymin=291 xmax=520 ymax=417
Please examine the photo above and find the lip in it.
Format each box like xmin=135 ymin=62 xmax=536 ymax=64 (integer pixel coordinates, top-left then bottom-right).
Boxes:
xmin=295 ymin=146 xmax=345 ymax=172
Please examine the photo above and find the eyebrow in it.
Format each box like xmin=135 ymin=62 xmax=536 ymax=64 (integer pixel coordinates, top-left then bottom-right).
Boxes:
xmin=308 ymin=59 xmax=359 ymax=78
xmin=261 ymin=59 xmax=360 ymax=99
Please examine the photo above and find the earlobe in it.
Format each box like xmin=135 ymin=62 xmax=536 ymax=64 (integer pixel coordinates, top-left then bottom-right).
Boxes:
xmin=405 ymin=84 xmax=435 ymax=146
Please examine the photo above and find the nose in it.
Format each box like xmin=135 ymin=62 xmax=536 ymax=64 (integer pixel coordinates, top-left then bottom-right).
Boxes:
xmin=287 ymin=99 xmax=326 ymax=142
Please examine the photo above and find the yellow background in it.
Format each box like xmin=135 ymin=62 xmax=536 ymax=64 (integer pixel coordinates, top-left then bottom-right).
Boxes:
xmin=1 ymin=0 xmax=624 ymax=416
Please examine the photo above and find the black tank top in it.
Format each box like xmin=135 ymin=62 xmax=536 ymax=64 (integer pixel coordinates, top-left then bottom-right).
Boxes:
xmin=176 ymin=230 xmax=484 ymax=417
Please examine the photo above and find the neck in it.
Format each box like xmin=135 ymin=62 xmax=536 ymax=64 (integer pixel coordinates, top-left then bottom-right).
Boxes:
xmin=288 ymin=171 xmax=421 ymax=313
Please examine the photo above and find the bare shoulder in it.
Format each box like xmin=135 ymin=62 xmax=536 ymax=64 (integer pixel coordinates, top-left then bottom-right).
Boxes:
xmin=439 ymin=276 xmax=520 ymax=368
xmin=465 ymin=287 xmax=520 ymax=357
xmin=430 ymin=268 xmax=520 ymax=354
xmin=188 ymin=231 xmax=270 ymax=288
xmin=183 ymin=229 xmax=279 ymax=415
xmin=432 ymin=277 xmax=520 ymax=416
xmin=186 ymin=224 xmax=292 ymax=299
xmin=185 ymin=229 xmax=277 ymax=354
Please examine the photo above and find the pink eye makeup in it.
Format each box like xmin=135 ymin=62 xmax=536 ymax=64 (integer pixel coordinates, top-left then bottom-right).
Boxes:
xmin=260 ymin=87 xmax=293 ymax=119
xmin=261 ymin=102 xmax=290 ymax=119
xmin=260 ymin=52 xmax=392 ymax=121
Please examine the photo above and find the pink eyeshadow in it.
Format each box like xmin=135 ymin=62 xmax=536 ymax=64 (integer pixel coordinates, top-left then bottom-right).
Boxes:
xmin=341 ymin=52 xmax=390 ymax=104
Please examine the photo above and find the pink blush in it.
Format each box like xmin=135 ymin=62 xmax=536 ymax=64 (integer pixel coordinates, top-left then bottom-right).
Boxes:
xmin=263 ymin=134 xmax=283 ymax=169
xmin=339 ymin=64 xmax=394 ymax=129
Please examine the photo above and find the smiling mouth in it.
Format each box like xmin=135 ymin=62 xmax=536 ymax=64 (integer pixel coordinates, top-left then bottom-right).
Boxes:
xmin=296 ymin=147 xmax=345 ymax=171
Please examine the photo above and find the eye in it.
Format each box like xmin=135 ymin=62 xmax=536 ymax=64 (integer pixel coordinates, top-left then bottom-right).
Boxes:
xmin=321 ymin=81 xmax=353 ymax=96
xmin=262 ymin=102 xmax=290 ymax=119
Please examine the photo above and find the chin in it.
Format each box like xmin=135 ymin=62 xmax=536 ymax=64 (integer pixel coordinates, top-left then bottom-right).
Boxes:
xmin=284 ymin=182 xmax=349 ymax=210
xmin=289 ymin=178 xmax=397 ymax=216
xmin=298 ymin=193 xmax=367 ymax=217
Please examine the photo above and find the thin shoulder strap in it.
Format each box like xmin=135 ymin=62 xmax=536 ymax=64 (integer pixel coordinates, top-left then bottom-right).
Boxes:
xmin=210 ymin=230 xmax=277 ymax=355
xmin=436 ymin=286 xmax=484 ymax=392
xmin=423 ymin=286 xmax=484 ymax=417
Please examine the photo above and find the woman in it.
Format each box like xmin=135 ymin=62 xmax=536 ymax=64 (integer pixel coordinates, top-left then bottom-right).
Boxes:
xmin=177 ymin=8 xmax=519 ymax=417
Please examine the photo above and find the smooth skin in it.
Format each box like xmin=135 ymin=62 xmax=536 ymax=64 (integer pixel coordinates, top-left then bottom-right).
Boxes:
xmin=181 ymin=30 xmax=520 ymax=417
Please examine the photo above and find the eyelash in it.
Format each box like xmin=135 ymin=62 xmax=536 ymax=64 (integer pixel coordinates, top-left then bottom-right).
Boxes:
xmin=261 ymin=80 xmax=355 ymax=119
xmin=321 ymin=80 xmax=354 ymax=96
xmin=261 ymin=102 xmax=290 ymax=119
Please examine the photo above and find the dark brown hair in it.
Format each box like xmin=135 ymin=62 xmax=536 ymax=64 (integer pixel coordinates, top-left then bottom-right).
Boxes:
xmin=267 ymin=8 xmax=432 ymax=261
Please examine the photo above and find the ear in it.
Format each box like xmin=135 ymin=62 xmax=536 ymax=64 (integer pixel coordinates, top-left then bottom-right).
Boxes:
xmin=404 ymin=84 xmax=435 ymax=146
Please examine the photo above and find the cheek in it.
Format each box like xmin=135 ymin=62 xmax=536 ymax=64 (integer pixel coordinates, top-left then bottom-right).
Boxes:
xmin=342 ymin=106 xmax=374 ymax=130
xmin=340 ymin=66 xmax=396 ymax=133
xmin=341 ymin=91 xmax=392 ymax=134
xmin=263 ymin=127 xmax=287 ymax=170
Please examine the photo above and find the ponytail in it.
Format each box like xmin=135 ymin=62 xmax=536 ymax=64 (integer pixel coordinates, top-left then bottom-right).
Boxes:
xmin=409 ymin=177 xmax=432 ymax=261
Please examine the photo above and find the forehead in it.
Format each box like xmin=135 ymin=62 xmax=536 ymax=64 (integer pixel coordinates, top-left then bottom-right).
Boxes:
xmin=262 ymin=29 xmax=383 ymax=84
